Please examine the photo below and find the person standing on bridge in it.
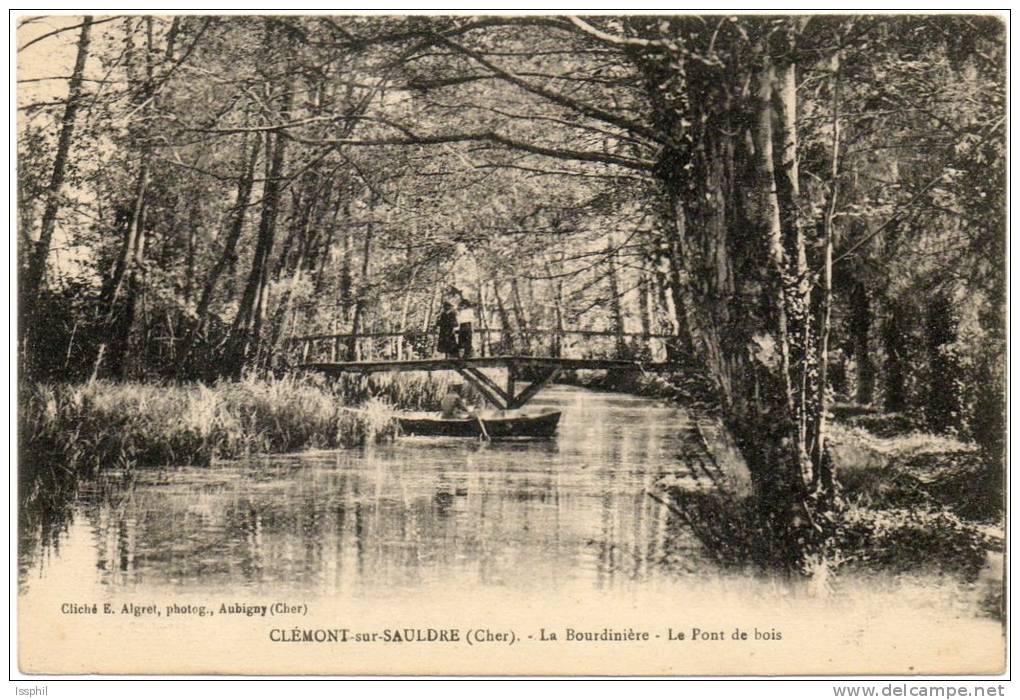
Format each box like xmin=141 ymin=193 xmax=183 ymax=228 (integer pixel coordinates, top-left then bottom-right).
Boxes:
xmin=437 ymin=289 xmax=459 ymax=358
xmin=457 ymin=297 xmax=475 ymax=359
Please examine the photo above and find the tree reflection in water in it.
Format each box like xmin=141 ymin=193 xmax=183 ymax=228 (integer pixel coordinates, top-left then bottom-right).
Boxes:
xmin=19 ymin=387 xmax=720 ymax=599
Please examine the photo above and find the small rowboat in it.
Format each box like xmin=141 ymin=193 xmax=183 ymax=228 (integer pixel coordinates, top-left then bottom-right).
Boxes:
xmin=397 ymin=410 xmax=561 ymax=439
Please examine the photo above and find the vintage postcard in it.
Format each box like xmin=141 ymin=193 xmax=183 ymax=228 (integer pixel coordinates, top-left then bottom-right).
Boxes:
xmin=15 ymin=12 xmax=1006 ymax=676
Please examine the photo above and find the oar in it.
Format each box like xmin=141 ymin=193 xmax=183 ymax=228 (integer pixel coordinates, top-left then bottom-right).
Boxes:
xmin=473 ymin=414 xmax=489 ymax=440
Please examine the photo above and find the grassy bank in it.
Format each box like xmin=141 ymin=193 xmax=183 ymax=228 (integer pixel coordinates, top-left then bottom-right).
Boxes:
xmin=826 ymin=407 xmax=1003 ymax=576
xmin=572 ymin=370 xmax=1003 ymax=594
xmin=19 ymin=372 xmax=465 ymax=478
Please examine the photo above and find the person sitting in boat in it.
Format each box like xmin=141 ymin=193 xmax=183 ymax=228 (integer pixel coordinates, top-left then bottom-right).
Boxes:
xmin=440 ymin=384 xmax=472 ymax=418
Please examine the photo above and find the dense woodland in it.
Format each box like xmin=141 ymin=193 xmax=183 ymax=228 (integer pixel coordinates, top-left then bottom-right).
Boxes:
xmin=18 ymin=15 xmax=1005 ymax=568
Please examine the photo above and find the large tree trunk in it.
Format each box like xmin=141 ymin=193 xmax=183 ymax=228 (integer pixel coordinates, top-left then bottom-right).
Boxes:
xmin=23 ymin=16 xmax=93 ymax=312
xmin=225 ymin=22 xmax=294 ymax=376
xmin=848 ymin=279 xmax=875 ymax=405
xmin=638 ymin=268 xmax=653 ymax=358
xmin=178 ymin=131 xmax=261 ymax=372
xmin=228 ymin=121 xmax=289 ymax=375
xmin=338 ymin=212 xmax=353 ymax=325
xmin=773 ymin=57 xmax=814 ymax=462
xmin=267 ymin=175 xmax=326 ymax=359
xmin=754 ymin=59 xmax=796 ymax=418
xmin=709 ymin=56 xmax=812 ymax=510
xmin=654 ymin=212 xmax=694 ymax=362
xmin=492 ymin=282 xmax=514 ymax=353
xmin=347 ymin=210 xmax=374 ymax=361
xmin=882 ymin=298 xmax=908 ymax=412
xmin=510 ymin=279 xmax=530 ymax=354
xmin=96 ymin=164 xmax=148 ymax=379
xmin=94 ymin=18 xmax=158 ymax=380
xmin=645 ymin=38 xmax=826 ymax=570
xmin=545 ymin=257 xmax=566 ymax=358
xmin=605 ymin=237 xmax=628 ymax=359
xmin=812 ymin=52 xmax=841 ymax=492
xmin=477 ymin=282 xmax=492 ymax=356
xmin=924 ymin=291 xmax=962 ymax=433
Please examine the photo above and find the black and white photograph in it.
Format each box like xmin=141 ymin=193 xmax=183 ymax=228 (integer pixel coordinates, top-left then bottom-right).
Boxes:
xmin=13 ymin=11 xmax=1008 ymax=678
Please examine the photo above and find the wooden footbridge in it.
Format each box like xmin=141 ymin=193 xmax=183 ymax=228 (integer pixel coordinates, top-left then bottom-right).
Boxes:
xmin=290 ymin=323 xmax=686 ymax=410
xmin=301 ymin=355 xmax=680 ymax=410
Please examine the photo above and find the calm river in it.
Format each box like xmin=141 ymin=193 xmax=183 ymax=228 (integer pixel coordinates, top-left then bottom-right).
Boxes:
xmin=19 ymin=386 xmax=711 ymax=599
xmin=18 ymin=385 xmax=1003 ymax=674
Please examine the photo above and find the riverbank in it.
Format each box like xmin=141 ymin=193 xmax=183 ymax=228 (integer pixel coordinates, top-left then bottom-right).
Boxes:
xmin=570 ymin=369 xmax=1004 ymax=606
xmin=562 ymin=366 xmax=720 ymax=411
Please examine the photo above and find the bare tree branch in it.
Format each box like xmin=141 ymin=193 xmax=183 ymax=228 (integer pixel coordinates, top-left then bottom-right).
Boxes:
xmin=433 ymin=35 xmax=666 ymax=145
xmin=292 ymin=129 xmax=655 ymax=172
xmin=18 ymin=16 xmax=122 ymax=52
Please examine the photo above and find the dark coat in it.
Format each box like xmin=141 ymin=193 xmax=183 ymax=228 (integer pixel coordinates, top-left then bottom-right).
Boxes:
xmin=437 ymin=302 xmax=459 ymax=355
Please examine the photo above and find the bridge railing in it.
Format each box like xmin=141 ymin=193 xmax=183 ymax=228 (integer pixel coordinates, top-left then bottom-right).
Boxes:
xmin=283 ymin=328 xmax=679 ymax=366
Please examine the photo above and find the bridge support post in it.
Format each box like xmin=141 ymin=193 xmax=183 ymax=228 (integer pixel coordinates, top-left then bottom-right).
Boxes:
xmin=507 ymin=367 xmax=559 ymax=409
xmin=454 ymin=363 xmax=558 ymax=411
xmin=455 ymin=367 xmax=508 ymax=410
xmin=506 ymin=363 xmax=516 ymax=409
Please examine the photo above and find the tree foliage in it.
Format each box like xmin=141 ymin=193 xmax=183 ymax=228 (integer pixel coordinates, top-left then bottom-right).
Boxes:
xmin=17 ymin=13 xmax=1005 ymax=568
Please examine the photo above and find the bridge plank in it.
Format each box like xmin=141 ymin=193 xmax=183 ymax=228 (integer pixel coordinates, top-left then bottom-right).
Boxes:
xmin=300 ymin=356 xmax=680 ymax=375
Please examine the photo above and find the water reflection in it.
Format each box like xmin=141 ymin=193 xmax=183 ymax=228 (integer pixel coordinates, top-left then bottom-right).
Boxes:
xmin=20 ymin=387 xmax=707 ymax=598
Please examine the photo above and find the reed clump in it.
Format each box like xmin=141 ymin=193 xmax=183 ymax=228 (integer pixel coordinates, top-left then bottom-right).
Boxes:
xmin=19 ymin=372 xmax=461 ymax=475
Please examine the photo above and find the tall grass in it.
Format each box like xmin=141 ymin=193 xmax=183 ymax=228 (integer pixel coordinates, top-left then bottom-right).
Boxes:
xmin=19 ymin=371 xmax=466 ymax=476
